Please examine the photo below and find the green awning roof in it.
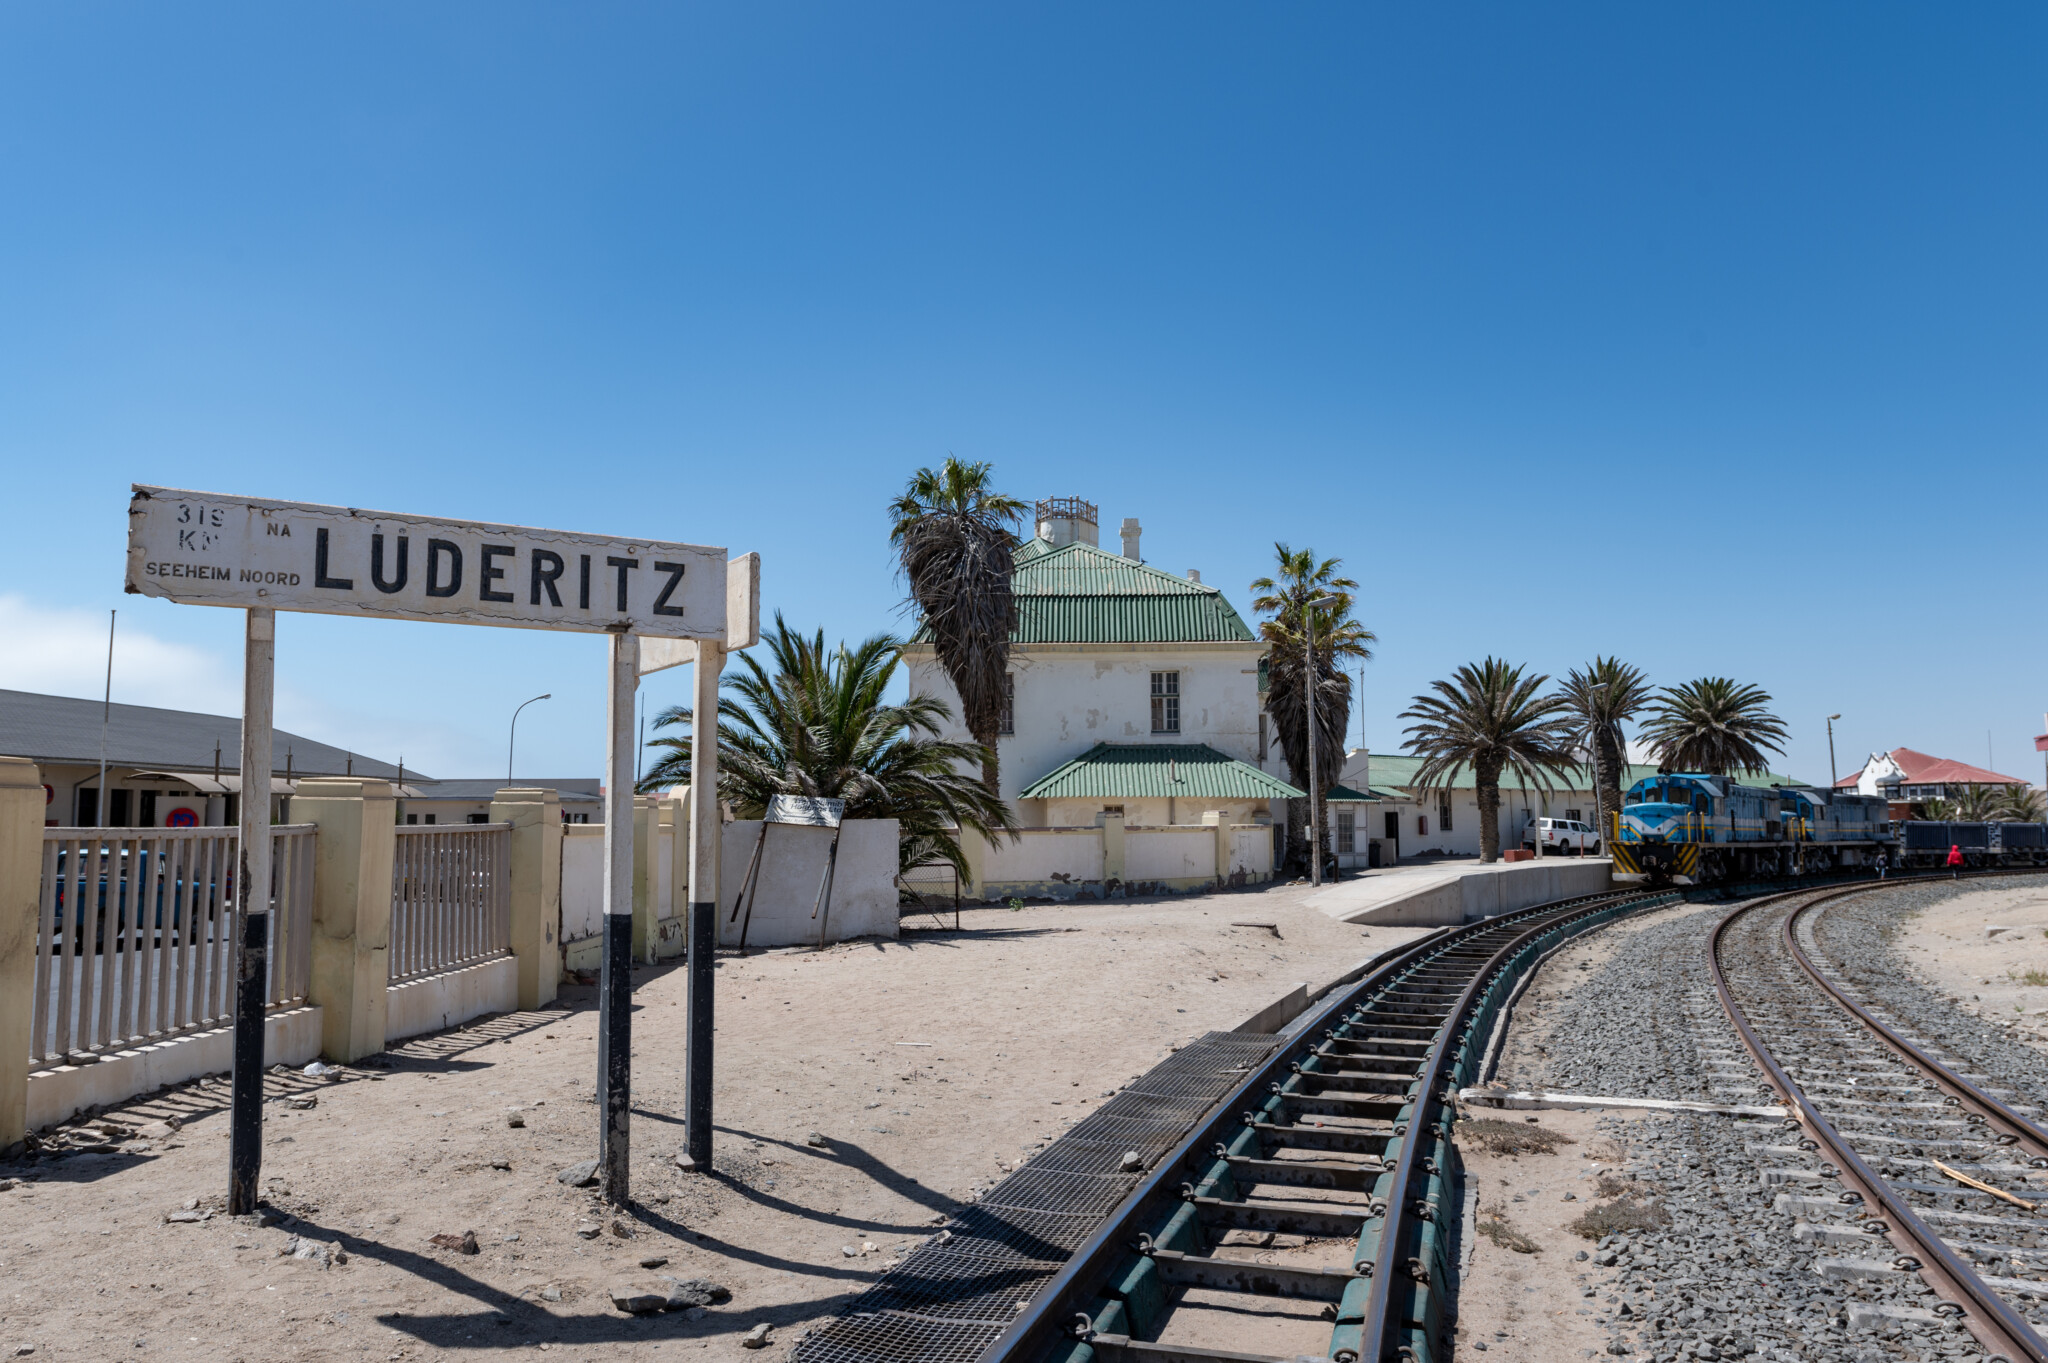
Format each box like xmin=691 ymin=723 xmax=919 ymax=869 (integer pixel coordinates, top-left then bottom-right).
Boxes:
xmin=1019 ymin=743 xmax=1305 ymax=801
xmin=1325 ymin=783 xmax=1377 ymax=802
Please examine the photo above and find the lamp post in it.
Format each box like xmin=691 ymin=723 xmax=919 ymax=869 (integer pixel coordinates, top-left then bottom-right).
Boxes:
xmin=1826 ymin=714 xmax=1842 ymax=790
xmin=509 ymin=693 xmax=552 ymax=785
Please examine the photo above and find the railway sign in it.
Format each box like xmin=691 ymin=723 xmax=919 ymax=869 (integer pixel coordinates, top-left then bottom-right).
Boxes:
xmin=122 ymin=483 xmax=746 ymax=1215
xmin=126 ymin=485 xmax=728 ymax=639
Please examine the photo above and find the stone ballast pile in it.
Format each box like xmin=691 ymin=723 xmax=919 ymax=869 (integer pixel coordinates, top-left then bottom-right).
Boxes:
xmin=1502 ymin=901 xmax=1982 ymax=1362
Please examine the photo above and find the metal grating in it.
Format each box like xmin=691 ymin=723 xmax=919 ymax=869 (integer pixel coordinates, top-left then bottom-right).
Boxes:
xmin=1060 ymin=1111 xmax=1194 ymax=1161
xmin=790 ymin=1311 xmax=1003 ymax=1363
xmin=1029 ymin=1137 xmax=1147 ymax=1177
xmin=795 ymin=1030 xmax=1282 ymax=1362
xmin=982 ymin=1167 xmax=1133 ymax=1218
xmin=946 ymin=1205 xmax=1104 ymax=1264
xmin=839 ymin=1245 xmax=1059 ymax=1324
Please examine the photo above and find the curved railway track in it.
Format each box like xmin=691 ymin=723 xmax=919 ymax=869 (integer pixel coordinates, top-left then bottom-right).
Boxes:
xmin=963 ymin=884 xmax=1680 ymax=1363
xmin=1710 ymin=876 xmax=2048 ymax=1363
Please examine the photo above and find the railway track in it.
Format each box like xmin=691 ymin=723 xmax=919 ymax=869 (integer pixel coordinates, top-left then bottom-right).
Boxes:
xmin=943 ymin=885 xmax=1680 ymax=1363
xmin=1709 ymin=876 xmax=2048 ymax=1363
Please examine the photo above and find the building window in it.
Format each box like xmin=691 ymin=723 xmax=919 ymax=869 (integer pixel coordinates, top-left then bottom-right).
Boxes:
xmin=1437 ymin=795 xmax=1452 ymax=832
xmin=1564 ymin=808 xmax=1580 ymax=822
xmin=1150 ymin=671 xmax=1180 ymax=734
xmin=467 ymin=813 xmax=488 ymax=824
xmin=405 ymin=813 xmax=418 ymax=825
xmin=424 ymin=813 xmax=437 ymax=825
xmin=999 ymin=674 xmax=1014 ymax=735
xmin=1337 ymin=810 xmax=1355 ymax=854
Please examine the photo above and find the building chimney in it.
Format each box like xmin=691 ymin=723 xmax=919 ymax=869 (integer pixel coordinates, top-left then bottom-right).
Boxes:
xmin=1121 ymin=517 xmax=1142 ymax=560
xmin=1187 ymin=569 xmax=1201 ymax=584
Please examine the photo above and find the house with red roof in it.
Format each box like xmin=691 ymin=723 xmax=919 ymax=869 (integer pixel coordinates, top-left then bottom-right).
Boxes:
xmin=1836 ymin=747 xmax=2035 ymax=818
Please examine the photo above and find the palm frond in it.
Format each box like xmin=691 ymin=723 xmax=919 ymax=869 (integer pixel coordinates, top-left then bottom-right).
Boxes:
xmin=1640 ymin=678 xmax=1787 ymax=777
xmin=637 ymin=614 xmax=1020 ymax=880
xmin=1398 ymin=657 xmax=1578 ymax=863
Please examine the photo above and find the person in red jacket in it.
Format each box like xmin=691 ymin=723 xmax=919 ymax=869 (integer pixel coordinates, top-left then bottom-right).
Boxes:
xmin=1947 ymin=843 xmax=1965 ymax=878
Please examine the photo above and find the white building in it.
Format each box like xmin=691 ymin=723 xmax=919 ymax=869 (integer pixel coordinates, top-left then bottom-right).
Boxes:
xmin=903 ymin=497 xmax=1299 ymax=897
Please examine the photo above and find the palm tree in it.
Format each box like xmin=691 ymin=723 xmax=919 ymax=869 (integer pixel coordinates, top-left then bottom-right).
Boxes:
xmin=1400 ymin=659 xmax=1578 ymax=863
xmin=639 ymin=614 xmax=1018 ymax=880
xmin=1558 ymin=657 xmax=1652 ymax=841
xmin=888 ymin=458 xmax=1027 ymax=794
xmin=1920 ymin=797 xmax=1957 ymax=821
xmin=1953 ymin=783 xmax=2004 ymax=821
xmin=1250 ymin=545 xmax=1376 ymax=875
xmin=1993 ymin=786 xmax=2048 ymax=822
xmin=1640 ymin=678 xmax=1788 ymax=777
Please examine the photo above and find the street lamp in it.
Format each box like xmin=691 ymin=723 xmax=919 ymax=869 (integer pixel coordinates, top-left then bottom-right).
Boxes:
xmin=1826 ymin=714 xmax=1842 ymax=790
xmin=509 ymin=693 xmax=552 ymax=785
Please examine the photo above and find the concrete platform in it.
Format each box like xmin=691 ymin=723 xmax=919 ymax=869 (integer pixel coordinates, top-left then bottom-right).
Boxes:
xmin=1303 ymin=856 xmax=1612 ymax=926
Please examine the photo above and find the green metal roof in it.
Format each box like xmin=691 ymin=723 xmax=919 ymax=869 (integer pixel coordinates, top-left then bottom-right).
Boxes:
xmin=915 ymin=538 xmax=1257 ymax=646
xmin=1361 ymin=754 xmax=1808 ymax=793
xmin=1019 ymin=743 xmax=1305 ymax=801
xmin=1324 ymin=783 xmax=1377 ymax=802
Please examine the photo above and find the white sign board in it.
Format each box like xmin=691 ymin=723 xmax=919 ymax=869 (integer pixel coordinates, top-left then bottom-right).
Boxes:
xmin=126 ymin=486 xmax=727 ymax=639
xmin=638 ymin=552 xmax=762 ymax=673
xmin=766 ymin=795 xmax=845 ymax=828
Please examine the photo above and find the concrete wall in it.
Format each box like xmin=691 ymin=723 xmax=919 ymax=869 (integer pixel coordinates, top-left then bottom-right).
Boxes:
xmin=560 ymin=824 xmax=606 ymax=972
xmin=1125 ymin=827 xmax=1216 ymax=885
xmin=717 ymin=818 xmax=900 ymax=947
xmin=984 ymin=827 xmax=1104 ymax=887
xmin=25 ymin=1005 xmax=324 ymax=1132
xmin=905 ymin=643 xmax=1274 ymax=808
xmin=1341 ymin=859 xmax=1613 ymax=927
xmin=968 ymin=818 xmax=1274 ymax=901
xmin=385 ymin=957 xmax=520 ymax=1044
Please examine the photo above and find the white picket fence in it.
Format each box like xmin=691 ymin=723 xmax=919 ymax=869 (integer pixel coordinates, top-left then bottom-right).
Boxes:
xmin=29 ymin=825 xmax=316 ymax=1068
xmin=389 ymin=823 xmax=512 ymax=985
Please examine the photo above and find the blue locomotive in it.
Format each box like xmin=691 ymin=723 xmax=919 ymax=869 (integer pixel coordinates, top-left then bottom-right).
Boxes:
xmin=1610 ymin=773 xmax=1892 ymax=885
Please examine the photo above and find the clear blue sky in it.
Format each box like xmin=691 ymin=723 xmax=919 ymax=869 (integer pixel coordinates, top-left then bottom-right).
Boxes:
xmin=3 ymin=5 xmax=2044 ymax=788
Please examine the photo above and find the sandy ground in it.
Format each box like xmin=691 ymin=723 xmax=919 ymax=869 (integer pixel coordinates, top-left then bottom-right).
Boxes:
xmin=1451 ymin=1106 xmax=1633 ymax=1361
xmin=1449 ymin=902 xmax=1703 ymax=1359
xmin=1889 ymin=882 xmax=2048 ymax=1049
xmin=0 ymin=882 xmax=1426 ymax=1363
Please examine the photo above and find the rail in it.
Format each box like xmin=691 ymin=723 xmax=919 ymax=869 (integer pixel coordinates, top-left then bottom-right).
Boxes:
xmin=978 ymin=884 xmax=1672 ymax=1363
xmin=1707 ymin=880 xmax=2048 ymax=1363
xmin=389 ymin=822 xmax=512 ymax=985
xmin=29 ymin=824 xmax=315 ymax=1068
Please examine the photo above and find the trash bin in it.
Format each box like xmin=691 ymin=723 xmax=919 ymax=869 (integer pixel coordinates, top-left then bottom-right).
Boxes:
xmin=1367 ymin=840 xmax=1382 ymax=869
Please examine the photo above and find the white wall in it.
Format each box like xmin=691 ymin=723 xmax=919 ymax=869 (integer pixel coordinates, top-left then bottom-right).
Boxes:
xmin=984 ymin=827 xmax=1104 ymax=884
xmin=1333 ymin=752 xmax=1596 ymax=861
xmin=1126 ymin=827 xmax=1215 ymax=882
xmin=717 ymin=818 xmax=900 ymax=947
xmin=906 ymin=644 xmax=1271 ymax=807
xmin=560 ymin=824 xmax=605 ymax=950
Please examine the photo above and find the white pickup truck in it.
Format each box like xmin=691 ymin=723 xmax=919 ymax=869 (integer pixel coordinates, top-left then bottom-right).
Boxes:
xmin=1523 ymin=817 xmax=1600 ymax=855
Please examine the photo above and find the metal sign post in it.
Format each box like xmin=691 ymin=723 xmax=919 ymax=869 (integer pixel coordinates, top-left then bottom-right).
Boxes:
xmin=598 ymin=631 xmax=638 ymax=1203
xmin=229 ymin=607 xmax=275 ymax=1214
xmin=126 ymin=487 xmax=750 ymax=1209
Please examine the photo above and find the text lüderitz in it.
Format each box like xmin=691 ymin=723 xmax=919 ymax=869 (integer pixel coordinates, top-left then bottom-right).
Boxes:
xmin=127 ymin=486 xmax=728 ymax=639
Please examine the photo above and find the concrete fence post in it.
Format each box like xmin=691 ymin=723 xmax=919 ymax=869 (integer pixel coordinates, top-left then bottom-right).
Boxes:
xmin=958 ymin=822 xmax=991 ymax=896
xmin=491 ymin=787 xmax=562 ymax=1011
xmin=297 ymin=777 xmax=397 ymax=1064
xmin=632 ymin=794 xmax=658 ymax=964
xmin=657 ymin=794 xmax=688 ymax=961
xmin=0 ymin=757 xmax=42 ymax=1153
xmin=1102 ymin=811 xmax=1127 ymax=888
xmin=1202 ymin=811 xmax=1229 ymax=883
